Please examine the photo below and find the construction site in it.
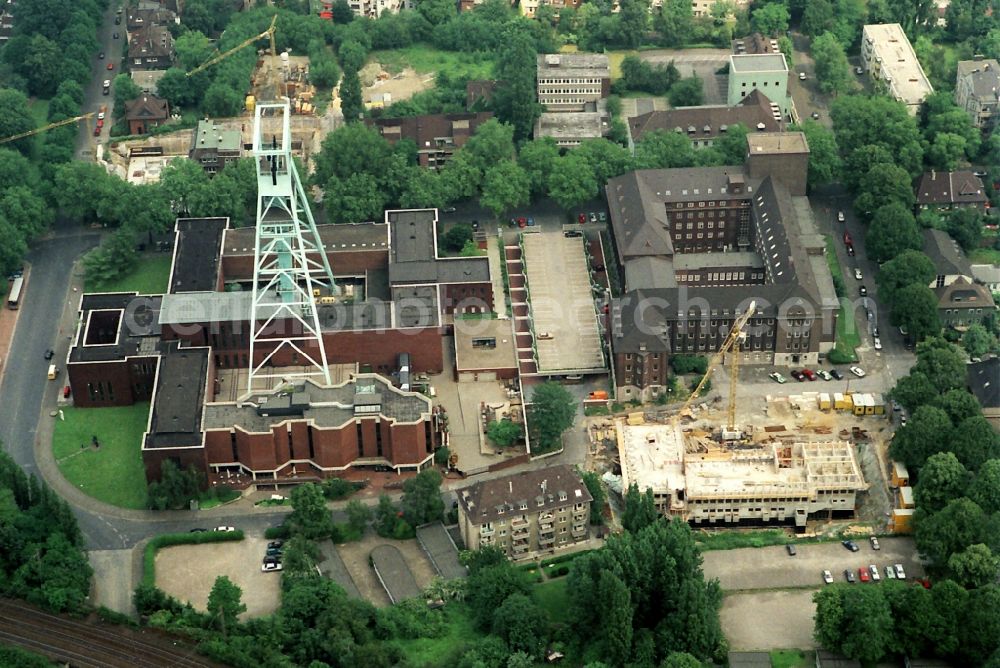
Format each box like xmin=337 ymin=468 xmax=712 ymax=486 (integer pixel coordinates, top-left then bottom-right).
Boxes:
xmin=588 ymin=302 xmax=899 ymax=534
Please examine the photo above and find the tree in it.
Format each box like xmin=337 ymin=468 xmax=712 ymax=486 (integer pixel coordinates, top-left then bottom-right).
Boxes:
xmin=622 ymin=483 xmax=659 ymax=533
xmin=547 ymin=153 xmax=600 ymax=210
xmin=0 ymin=187 xmax=53 ymax=241
xmin=634 ymin=130 xmax=695 ymax=169
xmin=491 ymin=593 xmax=547 ymax=657
xmin=0 ymin=218 xmax=28 ymax=278
xmin=202 ymin=82 xmax=244 ymax=118
xmin=207 ymin=576 xmax=246 ymax=637
xmin=156 ymin=68 xmax=199 ymax=107
xmin=145 ymin=459 xmax=202 ymax=510
xmin=814 ymin=585 xmax=893 ymax=663
xmin=969 ymin=459 xmax=1000 ymax=514
xmin=951 ymin=416 xmax=1000 ymax=472
xmin=855 ymin=163 xmax=917 ymax=216
xmin=865 ymin=202 xmax=922 ymax=263
xmin=801 ymin=0 xmax=834 ymax=36
xmin=915 ymin=497 xmax=987 ymax=569
xmin=0 ymin=88 xmax=39 ymax=156
xmin=661 ymin=653 xmax=704 ymax=668
xmin=518 ymin=137 xmax=560 ymax=195
xmin=487 ymin=419 xmax=522 ymax=447
xmin=466 ymin=562 xmax=533 ymax=631
xmin=310 ymin=54 xmax=341 ymax=89
xmin=112 ymin=74 xmax=142 ymax=119
xmin=580 ymin=470 xmax=606 ymax=525
xmin=751 ymin=2 xmax=789 ymax=35
xmin=492 ymin=28 xmax=542 ymax=142
xmin=889 ymin=405 xmax=952 ymax=471
xmin=374 ymin=493 xmax=399 ymax=538
xmin=668 ymin=77 xmax=703 ymax=107
xmin=945 ymin=208 xmax=984 ymax=253
xmin=913 ymin=338 xmax=968 ymax=392
xmin=12 ymin=532 xmax=93 ymax=614
xmin=339 ymin=68 xmax=364 ymax=123
xmin=934 ymin=389 xmax=983 ymax=425
xmin=346 ymin=499 xmax=372 ymax=535
xmin=400 ymin=469 xmax=444 ymax=527
xmin=280 ymin=535 xmax=323 ymax=576
xmin=464 ymin=119 xmax=516 ymax=173
xmin=618 ymin=0 xmax=650 ymax=48
xmin=890 ymin=284 xmax=940 ymax=345
xmin=796 ymin=120 xmax=840 ymax=188
xmin=948 ymin=544 xmax=1000 ymax=588
xmin=528 ymin=382 xmax=576 ymax=453
xmin=831 ymin=96 xmax=924 ymax=177
xmin=877 ymin=250 xmax=936 ymax=306
xmin=480 ymin=161 xmax=530 ymax=219
xmin=442 ymin=224 xmax=473 ymax=252
xmin=324 ymin=173 xmax=386 ymax=224
xmin=288 ymin=483 xmax=333 ymax=539
xmin=598 ymin=571 xmax=632 ymax=665
xmin=812 ymin=32 xmax=853 ymax=95
xmin=926 ymin=133 xmax=968 ymax=171
xmin=914 ymin=452 xmax=969 ymax=513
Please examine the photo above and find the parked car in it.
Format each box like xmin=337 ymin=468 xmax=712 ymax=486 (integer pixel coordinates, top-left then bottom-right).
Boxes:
xmin=870 ymin=536 xmax=880 ymax=550
xmin=859 ymin=567 xmax=870 ymax=582
xmin=113 ymin=32 xmax=119 ymax=39
xmin=98 ymin=51 xmax=105 ymax=59
xmin=63 ymin=385 xmax=72 ymax=398
xmin=842 ymin=540 xmax=860 ymax=552
xmin=265 ymin=547 xmax=282 ymax=557
xmin=589 ymin=212 xmax=597 ymax=223
xmin=895 ymin=564 xmax=906 ymax=579
xmin=107 ymin=62 xmax=114 ymax=70
xmin=874 ymin=337 xmax=882 ymax=351
xmin=847 ymin=245 xmax=855 ymax=256
xmin=822 ymin=570 xmax=834 ymax=584
xmin=261 ymin=561 xmax=282 ymax=572
xmin=830 ymin=369 xmax=844 ymax=380
xmin=44 ymin=349 xmax=54 ymax=360
xmin=790 ymin=369 xmax=804 ymax=381
xmin=892 ymin=400 xmax=902 ymax=412
xmin=837 ymin=210 xmax=846 ymax=222
xmin=973 ymin=170 xmax=988 ymax=178
xmin=844 ymin=569 xmax=856 ymax=583
xmin=854 ymin=268 xmax=863 ymax=280
xmin=855 ymin=66 xmax=863 ymax=75
xmin=214 ymin=526 xmax=235 ymax=532
xmin=189 ymin=528 xmax=207 ymax=533
xmin=786 ymin=544 xmax=797 ymax=556
xmin=517 ymin=217 xmax=526 ymax=228
xmin=564 ymin=230 xmax=583 ymax=238
xmin=799 ymin=71 xmax=807 ymax=80
xmin=769 ymin=372 xmax=787 ymax=384
xmin=97 ymin=111 xmax=105 ymax=120
xmin=267 ymin=541 xmax=284 ymax=549
xmin=578 ymin=213 xmax=586 ymax=224
xmin=818 ymin=370 xmax=832 ymax=381
xmin=114 ymin=16 xmax=121 ymax=24
xmin=843 ymin=231 xmax=853 ymax=245
xmin=801 ymin=368 xmax=816 ymax=381
xmin=811 ymin=111 xmax=820 ymax=120
xmin=885 ymin=565 xmax=896 ymax=579
xmin=859 ymin=285 xmax=867 ymax=297
xmin=870 ymin=564 xmax=880 ymax=581
xmin=526 ymin=216 xmax=535 ymax=227
xmin=598 ymin=212 xmax=607 ymax=223
xmin=850 ymin=366 xmax=866 ymax=378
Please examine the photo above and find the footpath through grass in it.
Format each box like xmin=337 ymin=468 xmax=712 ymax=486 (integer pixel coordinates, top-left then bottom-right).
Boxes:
xmin=53 ymin=403 xmax=151 ymax=509
xmin=369 ymin=45 xmax=495 ymax=79
xmin=85 ymin=255 xmax=172 ymax=295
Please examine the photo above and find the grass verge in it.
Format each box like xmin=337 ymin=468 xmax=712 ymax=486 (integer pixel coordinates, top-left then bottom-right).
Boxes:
xmin=970 ymin=247 xmax=1000 ymax=265
xmin=824 ymin=235 xmax=859 ymax=362
xmin=85 ymin=254 xmax=173 ymax=294
xmin=771 ymin=649 xmax=812 ymax=668
xmin=143 ymin=530 xmax=245 ymax=587
xmin=694 ymin=529 xmax=792 ymax=551
xmin=52 ymin=403 xmax=152 ymax=509
xmin=370 ymin=45 xmax=495 ymax=79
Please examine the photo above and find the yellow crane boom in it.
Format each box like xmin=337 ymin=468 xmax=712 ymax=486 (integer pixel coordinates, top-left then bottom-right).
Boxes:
xmin=186 ymin=15 xmax=278 ymax=78
xmin=676 ymin=300 xmax=756 ymax=432
xmin=0 ymin=113 xmax=95 ymax=145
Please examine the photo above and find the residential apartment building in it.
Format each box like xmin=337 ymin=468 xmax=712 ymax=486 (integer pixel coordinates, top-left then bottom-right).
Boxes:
xmin=127 ymin=24 xmax=175 ymax=70
xmin=519 ymin=0 xmax=581 ymax=18
xmin=457 ymin=465 xmax=592 ymax=561
xmin=861 ymin=23 xmax=933 ymax=115
xmin=955 ymin=59 xmax=1000 ymax=131
xmin=915 ymin=170 xmax=989 ymax=211
xmin=189 ymin=120 xmax=242 ymax=174
xmin=627 ymin=90 xmax=784 ymax=152
xmin=369 ymin=112 xmax=494 ymax=169
xmin=345 ymin=0 xmax=409 ymax=19
xmin=606 ymin=133 xmax=839 ymax=400
xmin=922 ymin=229 xmax=998 ymax=330
xmin=537 ymin=53 xmax=611 ymax=112
xmin=726 ymin=53 xmax=791 ymax=118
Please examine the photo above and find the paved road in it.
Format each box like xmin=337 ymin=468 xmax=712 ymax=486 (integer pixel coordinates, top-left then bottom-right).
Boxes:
xmin=76 ymin=2 xmax=123 ymax=156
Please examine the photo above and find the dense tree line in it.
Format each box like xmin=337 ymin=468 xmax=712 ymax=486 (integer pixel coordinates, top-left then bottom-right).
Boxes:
xmin=0 ymin=451 xmax=92 ymax=614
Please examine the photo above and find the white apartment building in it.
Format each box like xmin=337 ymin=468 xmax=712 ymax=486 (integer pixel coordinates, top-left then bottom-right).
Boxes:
xmin=860 ymin=23 xmax=934 ymax=115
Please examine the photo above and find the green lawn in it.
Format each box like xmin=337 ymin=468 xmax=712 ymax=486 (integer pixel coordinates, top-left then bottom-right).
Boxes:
xmin=52 ymin=403 xmax=151 ymax=509
xmin=370 ymin=45 xmax=495 ymax=79
xmin=771 ymin=649 xmax=812 ymax=668
xmin=970 ymin=247 xmax=1000 ymax=265
xmin=85 ymin=255 xmax=172 ymax=294
xmin=533 ymin=577 xmax=571 ymax=624
xmin=388 ymin=602 xmax=481 ymax=665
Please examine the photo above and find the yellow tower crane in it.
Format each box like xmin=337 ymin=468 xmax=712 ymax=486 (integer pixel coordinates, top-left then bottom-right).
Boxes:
xmin=186 ymin=15 xmax=278 ymax=78
xmin=675 ymin=300 xmax=757 ymax=440
xmin=0 ymin=113 xmax=95 ymax=145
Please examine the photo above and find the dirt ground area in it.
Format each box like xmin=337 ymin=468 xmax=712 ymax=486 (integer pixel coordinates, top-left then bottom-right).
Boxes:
xmin=335 ymin=532 xmax=438 ymax=608
xmin=89 ymin=549 xmax=134 ymax=617
xmin=155 ymin=536 xmax=280 ymax=619
xmin=361 ymin=63 xmax=433 ymax=106
xmin=721 ymin=590 xmax=817 ymax=650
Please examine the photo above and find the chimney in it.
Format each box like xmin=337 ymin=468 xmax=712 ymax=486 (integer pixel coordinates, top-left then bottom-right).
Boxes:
xmin=508 ymin=480 xmax=512 ymax=494
xmin=540 ymin=479 xmax=547 ymax=494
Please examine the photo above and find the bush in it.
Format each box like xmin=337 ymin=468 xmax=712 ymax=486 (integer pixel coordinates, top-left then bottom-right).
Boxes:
xmin=264 ymin=524 xmax=291 ymax=540
xmin=321 ymin=477 xmax=364 ymax=500
xmin=827 ymin=348 xmax=855 ymax=364
xmin=393 ymin=518 xmax=416 ymax=540
xmin=671 ymin=354 xmax=708 ymax=375
xmin=434 ymin=446 xmax=451 ymax=466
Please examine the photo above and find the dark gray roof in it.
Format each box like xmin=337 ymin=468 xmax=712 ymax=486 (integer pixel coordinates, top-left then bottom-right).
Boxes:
xmin=387 ymin=209 xmax=489 ymax=285
xmin=371 ymin=544 xmax=422 ymax=603
xmin=915 ymin=170 xmax=988 ymax=206
xmin=923 ymin=229 xmax=973 ymax=278
xmin=628 ymin=90 xmax=782 ymax=145
xmin=170 ymin=217 xmax=228 ymax=293
xmin=936 ymin=276 xmax=995 ymax=309
xmin=415 ymin=522 xmax=468 ymax=580
xmin=815 ymin=651 xmax=861 ymax=668
xmin=458 ymin=464 xmax=592 ymax=526
xmin=957 ymin=59 xmax=1000 ymax=101
xmin=69 ymin=293 xmax=162 ymax=363
xmin=727 ymin=651 xmax=772 ymax=668
xmin=222 ymin=222 xmax=388 ymax=256
xmin=144 ymin=345 xmax=208 ymax=449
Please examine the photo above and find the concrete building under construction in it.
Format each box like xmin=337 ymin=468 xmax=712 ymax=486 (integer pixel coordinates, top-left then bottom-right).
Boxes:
xmin=616 ymin=421 xmax=866 ymax=529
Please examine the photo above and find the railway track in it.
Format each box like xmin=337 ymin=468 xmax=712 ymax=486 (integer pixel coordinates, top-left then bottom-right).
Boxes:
xmin=0 ymin=599 xmax=216 ymax=667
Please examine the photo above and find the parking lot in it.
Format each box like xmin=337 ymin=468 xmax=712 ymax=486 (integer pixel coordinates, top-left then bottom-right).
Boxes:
xmin=722 ymin=590 xmax=817 ymax=650
xmin=702 ymin=537 xmax=923 ymax=591
xmin=336 ymin=533 xmax=439 ymax=607
xmin=155 ymin=535 xmax=281 ymax=618
xmin=522 ymin=232 xmax=604 ymax=373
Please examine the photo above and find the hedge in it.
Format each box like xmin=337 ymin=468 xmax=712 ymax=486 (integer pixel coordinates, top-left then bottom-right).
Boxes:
xmin=142 ymin=530 xmax=245 ymax=586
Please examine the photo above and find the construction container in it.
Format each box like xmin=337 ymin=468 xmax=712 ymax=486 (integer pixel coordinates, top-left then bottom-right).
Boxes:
xmin=834 ymin=392 xmax=853 ymax=411
xmin=899 ymin=485 xmax=915 ymax=509
xmin=891 ymin=460 xmax=910 ymax=487
xmin=853 ymin=393 xmax=875 ymax=415
xmin=891 ymin=508 xmax=915 ymax=534
xmin=872 ymin=393 xmax=885 ymax=415
xmin=626 ymin=412 xmax=644 ymax=426
xmin=587 ymin=390 xmax=609 ymax=400
xmin=818 ymin=393 xmax=832 ymax=411
xmin=245 ymin=95 xmax=255 ymax=113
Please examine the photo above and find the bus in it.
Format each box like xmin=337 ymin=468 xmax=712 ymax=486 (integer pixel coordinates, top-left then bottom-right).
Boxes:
xmin=7 ymin=277 xmax=23 ymax=310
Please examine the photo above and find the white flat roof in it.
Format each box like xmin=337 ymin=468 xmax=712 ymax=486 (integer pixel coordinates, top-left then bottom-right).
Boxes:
xmin=863 ymin=23 xmax=933 ymax=107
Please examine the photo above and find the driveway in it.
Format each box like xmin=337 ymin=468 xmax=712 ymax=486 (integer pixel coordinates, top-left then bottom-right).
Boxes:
xmin=635 ymin=49 xmax=730 ymax=105
xmin=722 ymin=590 xmax=817 ymax=650
xmin=702 ymin=537 xmax=923 ymax=591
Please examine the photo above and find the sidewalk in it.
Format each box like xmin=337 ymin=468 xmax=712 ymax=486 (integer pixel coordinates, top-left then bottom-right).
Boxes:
xmin=0 ymin=266 xmax=27 ymax=391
